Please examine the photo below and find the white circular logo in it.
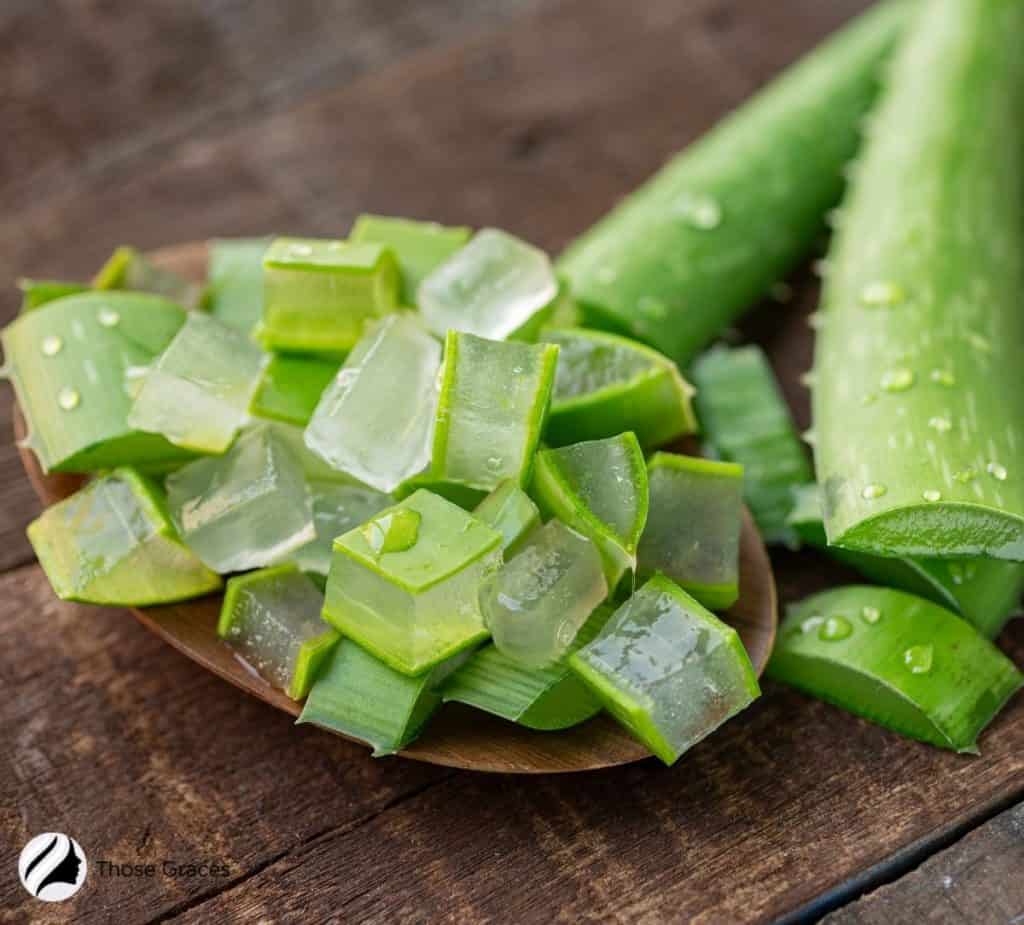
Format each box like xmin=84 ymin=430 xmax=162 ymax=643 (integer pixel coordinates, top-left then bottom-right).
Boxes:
xmin=18 ymin=833 xmax=87 ymax=902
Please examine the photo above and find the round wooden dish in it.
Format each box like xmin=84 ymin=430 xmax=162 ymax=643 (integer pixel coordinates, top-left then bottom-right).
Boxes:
xmin=14 ymin=242 xmax=778 ymax=773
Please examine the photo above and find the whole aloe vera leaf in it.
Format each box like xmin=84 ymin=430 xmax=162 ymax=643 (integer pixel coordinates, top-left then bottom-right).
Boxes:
xmin=207 ymin=237 xmax=271 ymax=333
xmin=768 ymin=586 xmax=1023 ymax=753
xmin=813 ymin=0 xmax=1024 ymax=560
xmin=558 ymin=0 xmax=913 ymax=367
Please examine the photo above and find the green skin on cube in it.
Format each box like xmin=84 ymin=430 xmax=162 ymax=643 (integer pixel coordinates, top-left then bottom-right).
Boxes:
xmin=258 ymin=237 xmax=401 ymax=355
xmin=27 ymin=468 xmax=221 ymax=606
xmin=206 ymin=237 xmax=270 ymax=334
xmin=17 ymin=279 xmax=89 ymax=314
xmin=472 ymin=479 xmax=541 ymax=557
xmin=250 ymin=353 xmax=340 ymax=428
xmin=768 ymin=586 xmax=1023 ymax=753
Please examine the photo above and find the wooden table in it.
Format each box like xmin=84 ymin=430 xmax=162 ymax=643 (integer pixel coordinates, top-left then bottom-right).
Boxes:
xmin=1 ymin=2 xmax=1022 ymax=922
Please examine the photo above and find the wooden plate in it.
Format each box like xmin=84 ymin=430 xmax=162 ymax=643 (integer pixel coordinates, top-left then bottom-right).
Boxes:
xmin=13 ymin=242 xmax=778 ymax=773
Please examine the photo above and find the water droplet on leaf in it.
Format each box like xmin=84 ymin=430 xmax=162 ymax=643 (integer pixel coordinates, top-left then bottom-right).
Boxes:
xmin=903 ymin=644 xmax=933 ymax=675
xmin=862 ymin=483 xmax=887 ymax=500
xmin=880 ymin=368 xmax=914 ymax=392
xmin=986 ymin=462 xmax=1008 ymax=481
xmin=922 ymin=489 xmax=942 ymax=502
xmin=98 ymin=307 xmax=121 ymax=327
xmin=860 ymin=606 xmax=881 ymax=625
xmin=57 ymin=386 xmax=81 ymax=410
xmin=860 ymin=280 xmax=904 ymax=307
xmin=41 ymin=335 xmax=63 ymax=356
xmin=819 ymin=615 xmax=853 ymax=641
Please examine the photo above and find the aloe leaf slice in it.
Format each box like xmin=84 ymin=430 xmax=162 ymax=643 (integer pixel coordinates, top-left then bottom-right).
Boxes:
xmin=206 ymin=237 xmax=270 ymax=334
xmin=545 ymin=328 xmax=697 ymax=449
xmin=250 ymin=353 xmax=339 ymax=427
xmin=94 ymin=245 xmax=205 ymax=310
xmin=768 ymin=586 xmax=1023 ymax=753
xmin=17 ymin=279 xmax=88 ymax=313
xmin=28 ymin=468 xmax=221 ymax=606
xmin=472 ymin=479 xmax=541 ymax=557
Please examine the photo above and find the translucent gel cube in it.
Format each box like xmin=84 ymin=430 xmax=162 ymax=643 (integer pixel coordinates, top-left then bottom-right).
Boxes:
xmin=569 ymin=575 xmax=759 ymax=765
xmin=479 ymin=519 xmax=608 ymax=668
xmin=218 ymin=564 xmax=339 ymax=699
xmin=418 ymin=228 xmax=558 ymax=340
xmin=473 ymin=479 xmax=540 ymax=556
xmin=304 ymin=314 xmax=441 ymax=492
xmin=324 ymin=490 xmax=502 ymax=675
xmin=167 ymin=424 xmax=315 ymax=573
xmin=128 ymin=313 xmax=267 ymax=453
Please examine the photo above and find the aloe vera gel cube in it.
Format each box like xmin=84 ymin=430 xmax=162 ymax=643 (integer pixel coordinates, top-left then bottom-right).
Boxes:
xmin=432 ymin=332 xmax=559 ymax=491
xmin=167 ymin=425 xmax=314 ymax=573
xmin=218 ymin=565 xmax=339 ymax=700
xmin=293 ymin=481 xmax=394 ymax=575
xmin=570 ymin=575 xmax=760 ymax=765
xmin=305 ymin=314 xmax=441 ymax=492
xmin=479 ymin=519 xmax=609 ymax=668
xmin=27 ymin=468 xmax=221 ymax=606
xmin=418 ymin=228 xmax=558 ymax=340
xmin=638 ymin=453 xmax=744 ymax=610
xmin=259 ymin=237 xmax=400 ymax=354
xmin=324 ymin=490 xmax=502 ymax=675
xmin=473 ymin=480 xmax=541 ymax=556
xmin=128 ymin=313 xmax=267 ymax=453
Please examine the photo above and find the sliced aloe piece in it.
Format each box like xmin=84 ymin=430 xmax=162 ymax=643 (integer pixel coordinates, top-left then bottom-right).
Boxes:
xmin=1 ymin=291 xmax=194 ymax=473
xmin=768 ymin=586 xmax=1023 ymax=753
xmin=570 ymin=574 xmax=760 ymax=766
xmin=218 ymin=564 xmax=339 ymax=700
xmin=692 ymin=344 xmax=811 ymax=545
xmin=545 ymin=328 xmax=696 ymax=449
xmin=128 ymin=313 xmax=268 ymax=454
xmin=28 ymin=468 xmax=221 ymax=606
xmin=530 ymin=433 xmax=648 ymax=588
xmin=349 ymin=214 xmax=471 ymax=304
xmin=472 ymin=479 xmax=540 ymax=556
xmin=258 ymin=237 xmax=400 ymax=355
xmin=393 ymin=475 xmax=487 ymax=511
xmin=94 ymin=245 xmax=204 ymax=310
xmin=250 ymin=353 xmax=339 ymax=427
xmin=323 ymin=490 xmax=502 ymax=675
xmin=788 ymin=485 xmax=1024 ymax=639
xmin=638 ymin=453 xmax=743 ymax=610
xmin=265 ymin=421 xmax=354 ymax=485
xmin=431 ymin=331 xmax=559 ymax=491
xmin=207 ymin=237 xmax=270 ymax=333
xmin=443 ymin=602 xmax=614 ymax=730
xmin=17 ymin=279 xmax=88 ymax=313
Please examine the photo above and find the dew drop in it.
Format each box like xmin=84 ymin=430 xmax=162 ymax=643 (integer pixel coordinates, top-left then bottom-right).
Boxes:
xmin=860 ymin=605 xmax=881 ymax=625
xmin=903 ymin=644 xmax=933 ymax=675
xmin=922 ymin=489 xmax=942 ymax=503
xmin=947 ymin=562 xmax=977 ymax=586
xmin=675 ymin=192 xmax=722 ymax=230
xmin=880 ymin=368 xmax=914 ymax=392
xmin=98 ymin=307 xmax=121 ymax=327
xmin=800 ymin=615 xmax=825 ymax=635
xmin=927 ymin=416 xmax=951 ymax=434
xmin=929 ymin=368 xmax=956 ymax=387
xmin=860 ymin=280 xmax=904 ymax=308
xmin=486 ymin=455 xmax=504 ymax=472
xmin=862 ymin=483 xmax=887 ymax=500
xmin=819 ymin=615 xmax=853 ymax=642
xmin=57 ymin=386 xmax=81 ymax=411
xmin=986 ymin=462 xmax=1008 ymax=481
xmin=40 ymin=335 xmax=63 ymax=357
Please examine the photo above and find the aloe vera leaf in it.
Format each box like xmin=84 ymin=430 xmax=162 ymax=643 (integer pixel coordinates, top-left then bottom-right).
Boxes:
xmin=323 ymin=490 xmax=502 ymax=675
xmin=128 ymin=313 xmax=268 ymax=454
xmin=1 ymin=292 xmax=196 ymax=473
xmin=545 ymin=328 xmax=697 ymax=449
xmin=638 ymin=453 xmax=743 ymax=610
xmin=691 ymin=344 xmax=811 ymax=546
xmin=472 ymin=479 xmax=541 ymax=556
xmin=250 ymin=353 xmax=339 ymax=427
xmin=768 ymin=586 xmax=1023 ymax=753
xmin=788 ymin=485 xmax=1024 ymax=639
xmin=530 ymin=433 xmax=649 ymax=589
xmin=443 ymin=602 xmax=614 ymax=730
xmin=392 ymin=475 xmax=486 ymax=511
xmin=570 ymin=575 xmax=760 ymax=765
xmin=813 ymin=0 xmax=1024 ymax=560
xmin=349 ymin=214 xmax=471 ymax=304
xmin=28 ymin=468 xmax=221 ymax=606
xmin=17 ymin=279 xmax=88 ymax=313
xmin=218 ymin=563 xmax=340 ymax=699
xmin=431 ymin=331 xmax=559 ymax=491
xmin=207 ymin=237 xmax=270 ymax=333
xmin=94 ymin=245 xmax=205 ymax=310
xmin=557 ymin=1 xmax=911 ymax=367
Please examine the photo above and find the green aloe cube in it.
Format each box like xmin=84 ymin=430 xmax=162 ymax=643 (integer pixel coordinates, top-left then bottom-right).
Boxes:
xmin=323 ymin=490 xmax=502 ymax=675
xmin=473 ymin=479 xmax=541 ymax=556
xmin=432 ymin=331 xmax=559 ymax=491
xmin=259 ymin=237 xmax=400 ymax=354
xmin=292 ymin=481 xmax=394 ymax=575
xmin=17 ymin=279 xmax=88 ymax=313
xmin=250 ymin=353 xmax=339 ymax=427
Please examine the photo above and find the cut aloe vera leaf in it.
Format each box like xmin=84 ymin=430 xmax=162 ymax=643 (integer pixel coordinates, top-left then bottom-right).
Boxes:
xmin=250 ymin=353 xmax=339 ymax=427
xmin=418 ymin=228 xmax=559 ymax=340
xmin=768 ymin=586 xmax=1023 ymax=753
xmin=638 ymin=453 xmax=743 ymax=610
xmin=530 ymin=433 xmax=648 ymax=588
xmin=813 ymin=0 xmax=1024 ymax=561
xmin=431 ymin=331 xmax=558 ymax=492
xmin=94 ymin=245 xmax=205 ymax=310
xmin=480 ymin=519 xmax=609 ymax=668
xmin=393 ymin=474 xmax=486 ymax=511
xmin=557 ymin=1 xmax=910 ymax=367
xmin=570 ymin=574 xmax=760 ymax=766
xmin=305 ymin=314 xmax=440 ymax=491
xmin=128 ymin=313 xmax=268 ymax=454
xmin=292 ymin=481 xmax=394 ymax=576
xmin=17 ymin=279 xmax=88 ymax=313
xmin=692 ymin=344 xmax=811 ymax=546
xmin=206 ymin=237 xmax=270 ymax=333
xmin=444 ymin=602 xmax=614 ymax=730
xmin=323 ymin=489 xmax=502 ymax=675
xmin=167 ymin=424 xmax=314 ymax=573
xmin=27 ymin=468 xmax=221 ymax=606
xmin=545 ymin=328 xmax=697 ymax=449
xmin=788 ymin=485 xmax=1024 ymax=639
xmin=1 ymin=291 xmax=195 ymax=473
xmin=218 ymin=564 xmax=339 ymax=700
xmin=473 ymin=479 xmax=541 ymax=556
xmin=298 ymin=638 xmax=470 ymax=756
xmin=258 ymin=237 xmax=400 ymax=355
xmin=349 ymin=214 xmax=471 ymax=304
